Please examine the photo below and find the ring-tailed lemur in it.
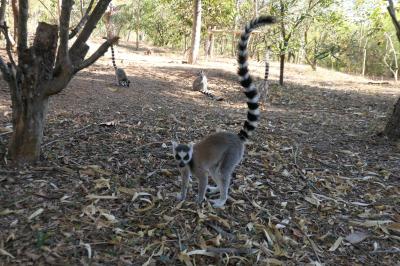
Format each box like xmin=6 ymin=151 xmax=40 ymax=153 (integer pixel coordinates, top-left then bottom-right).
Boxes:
xmin=172 ymin=16 xmax=276 ymax=208
xmin=259 ymin=46 xmax=270 ymax=104
xmin=192 ymin=70 xmax=223 ymax=101
xmin=110 ymin=45 xmax=130 ymax=87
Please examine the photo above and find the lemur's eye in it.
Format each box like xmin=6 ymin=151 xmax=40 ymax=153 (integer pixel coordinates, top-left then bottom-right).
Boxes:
xmin=183 ymin=154 xmax=189 ymax=160
xmin=175 ymin=154 xmax=180 ymax=160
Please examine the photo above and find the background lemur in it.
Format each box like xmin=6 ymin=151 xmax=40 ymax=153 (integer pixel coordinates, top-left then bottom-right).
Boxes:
xmin=259 ymin=46 xmax=271 ymax=104
xmin=192 ymin=70 xmax=223 ymax=101
xmin=110 ymin=45 xmax=130 ymax=87
xmin=172 ymin=16 xmax=276 ymax=208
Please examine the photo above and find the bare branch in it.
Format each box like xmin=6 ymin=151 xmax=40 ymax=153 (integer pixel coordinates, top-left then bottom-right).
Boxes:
xmin=0 ymin=22 xmax=17 ymax=68
xmin=69 ymin=0 xmax=95 ymax=39
xmin=70 ymin=0 xmax=112 ymax=57
xmin=17 ymin=0 xmax=28 ymax=57
xmin=56 ymin=0 xmax=74 ymax=66
xmin=74 ymin=37 xmax=119 ymax=73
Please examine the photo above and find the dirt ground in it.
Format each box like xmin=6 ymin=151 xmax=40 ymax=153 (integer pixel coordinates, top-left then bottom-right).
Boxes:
xmin=0 ymin=40 xmax=399 ymax=265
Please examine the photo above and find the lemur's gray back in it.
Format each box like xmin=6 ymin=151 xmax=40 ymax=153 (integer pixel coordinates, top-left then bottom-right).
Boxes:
xmin=192 ymin=70 xmax=207 ymax=91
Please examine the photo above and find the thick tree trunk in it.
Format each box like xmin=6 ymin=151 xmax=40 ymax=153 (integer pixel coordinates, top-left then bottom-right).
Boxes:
xmin=10 ymin=22 xmax=58 ymax=163
xmin=188 ymin=0 xmax=201 ymax=64
xmin=10 ymin=97 xmax=49 ymax=163
xmin=383 ymin=97 xmax=400 ymax=139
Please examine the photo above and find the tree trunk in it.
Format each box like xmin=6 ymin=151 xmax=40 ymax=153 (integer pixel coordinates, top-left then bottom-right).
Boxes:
xmin=384 ymin=0 xmax=400 ymax=140
xmin=9 ymin=22 xmax=58 ymax=163
xmin=188 ymin=0 xmax=202 ymax=64
xmin=11 ymin=0 xmax=18 ymax=42
xmin=279 ymin=40 xmax=288 ymax=86
xmin=383 ymin=97 xmax=400 ymax=139
xmin=0 ymin=0 xmax=116 ymax=165
xmin=362 ymin=38 xmax=368 ymax=76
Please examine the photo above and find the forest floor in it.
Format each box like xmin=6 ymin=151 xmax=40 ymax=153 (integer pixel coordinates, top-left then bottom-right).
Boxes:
xmin=0 ymin=40 xmax=399 ymax=265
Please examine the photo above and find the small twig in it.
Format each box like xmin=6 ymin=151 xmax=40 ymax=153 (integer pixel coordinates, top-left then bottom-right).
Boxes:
xmin=206 ymin=247 xmax=256 ymax=255
xmin=131 ymin=141 xmax=166 ymax=152
xmin=295 ymin=224 xmax=322 ymax=263
xmin=371 ymin=247 xmax=400 ymax=254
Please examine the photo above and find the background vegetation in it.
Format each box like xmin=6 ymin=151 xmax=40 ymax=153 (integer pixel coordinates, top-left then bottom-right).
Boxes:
xmin=1 ymin=0 xmax=398 ymax=79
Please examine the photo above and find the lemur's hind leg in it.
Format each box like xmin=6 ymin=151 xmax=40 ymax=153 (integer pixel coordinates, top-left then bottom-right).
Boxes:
xmin=210 ymin=150 xmax=243 ymax=208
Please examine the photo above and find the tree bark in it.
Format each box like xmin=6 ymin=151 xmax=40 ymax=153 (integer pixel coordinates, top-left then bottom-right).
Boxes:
xmin=279 ymin=41 xmax=287 ymax=86
xmin=188 ymin=0 xmax=202 ymax=64
xmin=384 ymin=0 xmax=400 ymax=140
xmin=383 ymin=98 xmax=400 ymax=139
xmin=9 ymin=22 xmax=58 ymax=163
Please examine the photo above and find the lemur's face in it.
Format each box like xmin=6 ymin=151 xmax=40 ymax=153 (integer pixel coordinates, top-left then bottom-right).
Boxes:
xmin=172 ymin=142 xmax=193 ymax=168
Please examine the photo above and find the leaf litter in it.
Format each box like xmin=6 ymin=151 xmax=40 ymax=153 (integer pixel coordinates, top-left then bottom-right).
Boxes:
xmin=0 ymin=44 xmax=399 ymax=265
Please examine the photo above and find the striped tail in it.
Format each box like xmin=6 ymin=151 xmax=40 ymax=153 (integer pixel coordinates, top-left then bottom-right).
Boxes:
xmin=200 ymin=89 xmax=216 ymax=99
xmin=237 ymin=16 xmax=276 ymax=141
xmin=264 ymin=46 xmax=270 ymax=81
xmin=110 ymin=45 xmax=117 ymax=70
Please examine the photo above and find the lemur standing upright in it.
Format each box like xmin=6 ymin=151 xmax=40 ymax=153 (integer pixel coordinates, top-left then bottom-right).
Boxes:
xmin=110 ymin=45 xmax=130 ymax=87
xmin=172 ymin=16 xmax=276 ymax=208
xmin=192 ymin=70 xmax=223 ymax=101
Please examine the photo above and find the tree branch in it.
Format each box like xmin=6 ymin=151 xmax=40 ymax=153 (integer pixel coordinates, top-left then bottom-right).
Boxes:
xmin=70 ymin=0 xmax=112 ymax=57
xmin=17 ymin=0 xmax=28 ymax=58
xmin=0 ymin=22 xmax=17 ymax=68
xmin=388 ymin=0 xmax=400 ymax=42
xmin=69 ymin=0 xmax=95 ymax=39
xmin=74 ymin=37 xmax=119 ymax=73
xmin=56 ymin=0 xmax=74 ymax=66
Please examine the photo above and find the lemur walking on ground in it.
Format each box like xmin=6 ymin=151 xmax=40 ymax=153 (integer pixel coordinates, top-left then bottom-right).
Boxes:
xmin=110 ymin=45 xmax=130 ymax=87
xmin=172 ymin=16 xmax=276 ymax=208
xmin=192 ymin=70 xmax=223 ymax=101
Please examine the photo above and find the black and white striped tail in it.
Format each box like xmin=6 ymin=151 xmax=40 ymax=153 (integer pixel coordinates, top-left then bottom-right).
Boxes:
xmin=237 ymin=16 xmax=276 ymax=141
xmin=200 ymin=89 xmax=223 ymax=101
xmin=110 ymin=45 xmax=117 ymax=70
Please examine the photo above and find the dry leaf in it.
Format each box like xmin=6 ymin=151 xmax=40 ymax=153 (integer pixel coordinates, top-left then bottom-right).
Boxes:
xmin=328 ymin=236 xmax=343 ymax=252
xmin=28 ymin=208 xmax=44 ymax=221
xmin=0 ymin=248 xmax=15 ymax=259
xmin=94 ymin=178 xmax=111 ymax=190
xmin=345 ymin=231 xmax=369 ymax=244
xmin=386 ymin=223 xmax=400 ymax=234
